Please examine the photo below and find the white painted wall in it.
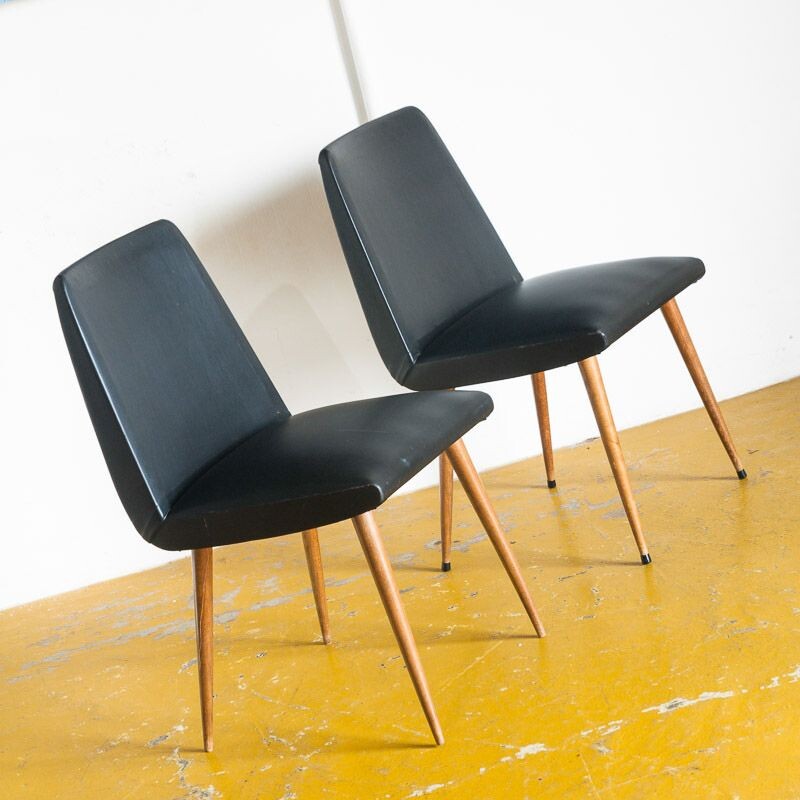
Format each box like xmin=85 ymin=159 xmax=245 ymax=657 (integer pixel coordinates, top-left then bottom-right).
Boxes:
xmin=0 ymin=0 xmax=385 ymax=609
xmin=1 ymin=0 xmax=797 ymax=608
xmin=342 ymin=0 xmax=800 ymax=491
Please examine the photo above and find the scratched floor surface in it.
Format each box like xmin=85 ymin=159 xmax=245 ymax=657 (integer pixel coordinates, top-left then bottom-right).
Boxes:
xmin=2 ymin=378 xmax=799 ymax=798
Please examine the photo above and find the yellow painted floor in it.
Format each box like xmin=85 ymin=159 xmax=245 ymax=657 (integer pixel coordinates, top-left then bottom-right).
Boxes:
xmin=2 ymin=379 xmax=799 ymax=799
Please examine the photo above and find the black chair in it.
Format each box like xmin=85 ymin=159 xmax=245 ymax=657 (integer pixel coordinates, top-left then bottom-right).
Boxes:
xmin=53 ymin=220 xmax=544 ymax=751
xmin=319 ymin=106 xmax=746 ymax=569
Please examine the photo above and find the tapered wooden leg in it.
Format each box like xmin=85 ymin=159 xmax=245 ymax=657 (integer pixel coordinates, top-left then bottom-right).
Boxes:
xmin=192 ymin=548 xmax=214 ymax=752
xmin=439 ymin=453 xmax=453 ymax=572
xmin=578 ymin=357 xmax=651 ymax=564
xmin=445 ymin=439 xmax=546 ymax=637
xmin=661 ymin=298 xmax=746 ymax=478
xmin=301 ymin=529 xmax=331 ymax=644
xmin=531 ymin=372 xmax=556 ymax=488
xmin=351 ymin=512 xmax=444 ymax=745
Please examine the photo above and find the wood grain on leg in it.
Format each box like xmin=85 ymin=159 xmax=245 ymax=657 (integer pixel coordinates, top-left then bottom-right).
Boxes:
xmin=531 ymin=372 xmax=556 ymax=488
xmin=578 ymin=357 xmax=651 ymax=564
xmin=445 ymin=439 xmax=546 ymax=637
xmin=192 ymin=548 xmax=214 ymax=752
xmin=661 ymin=298 xmax=746 ymax=478
xmin=351 ymin=512 xmax=444 ymax=745
xmin=302 ymin=529 xmax=331 ymax=644
xmin=439 ymin=453 xmax=453 ymax=572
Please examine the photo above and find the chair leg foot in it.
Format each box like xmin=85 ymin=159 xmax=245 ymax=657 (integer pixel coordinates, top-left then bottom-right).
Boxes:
xmin=192 ymin=548 xmax=214 ymax=753
xmin=661 ymin=298 xmax=746 ymax=477
xmin=439 ymin=452 xmax=453 ymax=571
xmin=351 ymin=512 xmax=444 ymax=745
xmin=578 ymin=356 xmax=651 ymax=564
xmin=531 ymin=373 xmax=556 ymax=488
xmin=302 ymin=529 xmax=331 ymax=644
xmin=641 ymin=553 xmax=652 ymax=565
xmin=446 ymin=439 xmax=546 ymax=637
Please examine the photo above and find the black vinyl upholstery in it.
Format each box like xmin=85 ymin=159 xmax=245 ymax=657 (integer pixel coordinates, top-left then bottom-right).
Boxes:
xmin=405 ymin=257 xmax=704 ymax=390
xmin=161 ymin=392 xmax=491 ymax=551
xmin=54 ymin=220 xmax=493 ymax=550
xmin=320 ymin=107 xmax=705 ymax=390
xmin=319 ymin=107 xmax=521 ymax=382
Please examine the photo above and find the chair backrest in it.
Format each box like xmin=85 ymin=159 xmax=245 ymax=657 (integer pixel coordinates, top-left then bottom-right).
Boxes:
xmin=319 ymin=106 xmax=521 ymax=383
xmin=53 ymin=220 xmax=288 ymax=541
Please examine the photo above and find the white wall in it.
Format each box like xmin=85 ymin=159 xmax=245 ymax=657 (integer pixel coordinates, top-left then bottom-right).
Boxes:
xmin=342 ymin=0 xmax=800 ymax=489
xmin=0 ymin=0 xmax=387 ymax=609
xmin=1 ymin=0 xmax=798 ymax=609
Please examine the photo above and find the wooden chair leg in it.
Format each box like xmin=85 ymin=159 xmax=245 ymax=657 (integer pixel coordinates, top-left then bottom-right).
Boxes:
xmin=192 ymin=548 xmax=214 ymax=752
xmin=661 ymin=298 xmax=746 ymax=478
xmin=439 ymin=453 xmax=453 ymax=571
xmin=531 ymin=372 xmax=556 ymax=488
xmin=301 ymin=529 xmax=331 ymax=644
xmin=578 ymin=357 xmax=651 ymax=565
xmin=351 ymin=512 xmax=444 ymax=745
xmin=445 ymin=439 xmax=546 ymax=637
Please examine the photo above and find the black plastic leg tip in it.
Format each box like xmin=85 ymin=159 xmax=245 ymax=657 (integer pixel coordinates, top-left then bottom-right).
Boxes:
xmin=641 ymin=553 xmax=652 ymax=565
xmin=737 ymin=469 xmax=747 ymax=480
xmin=547 ymin=479 xmax=557 ymax=489
xmin=441 ymin=562 xmax=451 ymax=572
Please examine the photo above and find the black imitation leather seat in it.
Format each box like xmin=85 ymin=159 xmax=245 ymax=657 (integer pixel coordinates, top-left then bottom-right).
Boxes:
xmin=163 ymin=392 xmax=492 ymax=550
xmin=319 ymin=107 xmax=703 ymax=389
xmin=53 ymin=220 xmax=490 ymax=550
xmin=53 ymin=219 xmax=544 ymax=751
xmin=407 ymin=257 xmax=704 ymax=390
xmin=319 ymin=106 xmax=746 ymax=568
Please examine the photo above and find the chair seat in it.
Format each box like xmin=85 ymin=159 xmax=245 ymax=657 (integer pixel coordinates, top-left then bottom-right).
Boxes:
xmin=403 ymin=257 xmax=705 ymax=390
xmin=152 ymin=390 xmax=492 ymax=550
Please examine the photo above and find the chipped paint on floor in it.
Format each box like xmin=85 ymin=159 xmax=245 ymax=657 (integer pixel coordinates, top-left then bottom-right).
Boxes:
xmin=1 ymin=378 xmax=799 ymax=798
